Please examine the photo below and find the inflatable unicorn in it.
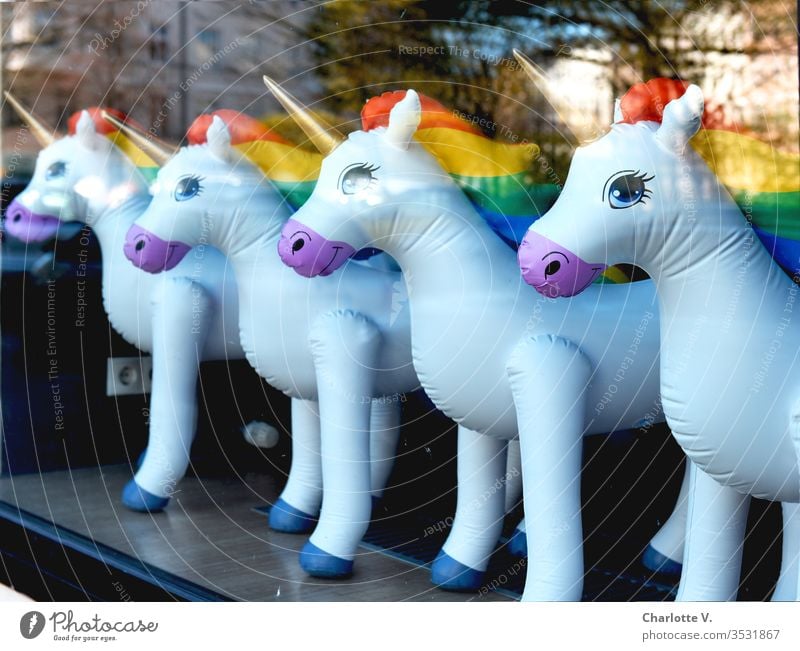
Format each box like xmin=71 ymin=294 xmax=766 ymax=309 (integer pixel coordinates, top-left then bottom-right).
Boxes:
xmin=118 ymin=108 xmax=526 ymax=583
xmin=517 ymin=66 xmax=800 ymax=600
xmin=1 ymin=95 xmax=395 ymax=527
xmin=3 ymin=96 xmax=245 ymax=512
xmin=268 ymin=80 xmax=715 ymax=600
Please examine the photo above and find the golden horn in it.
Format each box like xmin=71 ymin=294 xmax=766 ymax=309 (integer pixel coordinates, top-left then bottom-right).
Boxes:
xmin=262 ymin=75 xmax=345 ymax=155
xmin=3 ymin=91 xmax=57 ymax=147
xmin=100 ymin=110 xmax=175 ymax=166
xmin=512 ymin=49 xmax=608 ymax=145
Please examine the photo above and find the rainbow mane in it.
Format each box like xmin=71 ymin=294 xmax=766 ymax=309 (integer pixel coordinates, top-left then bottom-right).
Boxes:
xmin=188 ymin=110 xmax=322 ymax=210
xmin=691 ymin=131 xmax=800 ymax=276
xmin=362 ymin=91 xmax=560 ymax=247
xmin=619 ymin=79 xmax=800 ymax=277
xmin=68 ymin=108 xmax=160 ymax=182
xmin=362 ymin=91 xmax=627 ymax=284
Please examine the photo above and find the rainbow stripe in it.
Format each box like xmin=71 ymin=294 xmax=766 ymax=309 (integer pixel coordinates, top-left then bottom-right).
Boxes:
xmin=413 ymin=127 xmax=557 ymax=245
xmin=234 ymin=140 xmax=321 ymax=209
xmin=105 ymin=130 xmax=160 ymax=182
xmin=691 ymin=129 xmax=800 ymax=276
xmin=414 ymin=125 xmax=625 ymax=282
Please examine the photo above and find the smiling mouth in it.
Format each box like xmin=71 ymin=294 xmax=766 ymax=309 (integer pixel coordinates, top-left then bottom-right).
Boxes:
xmin=319 ymin=246 xmax=343 ymax=275
xmin=535 ymin=266 xmax=604 ymax=296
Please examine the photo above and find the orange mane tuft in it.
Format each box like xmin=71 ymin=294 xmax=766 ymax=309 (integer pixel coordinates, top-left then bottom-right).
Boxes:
xmin=187 ymin=109 xmax=288 ymax=146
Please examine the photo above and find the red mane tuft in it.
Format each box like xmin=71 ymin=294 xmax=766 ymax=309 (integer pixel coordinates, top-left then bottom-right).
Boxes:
xmin=187 ymin=109 xmax=288 ymax=146
xmin=617 ymin=78 xmax=737 ymax=132
xmin=67 ymin=107 xmax=134 ymax=135
xmin=361 ymin=90 xmax=482 ymax=135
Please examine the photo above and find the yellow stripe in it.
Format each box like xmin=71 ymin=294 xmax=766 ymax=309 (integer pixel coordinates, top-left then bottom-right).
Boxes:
xmin=235 ymin=141 xmax=321 ymax=183
xmin=691 ymin=129 xmax=800 ymax=194
xmin=602 ymin=266 xmax=629 ymax=284
xmin=105 ymin=131 xmax=159 ymax=168
xmin=415 ymin=127 xmax=538 ymax=178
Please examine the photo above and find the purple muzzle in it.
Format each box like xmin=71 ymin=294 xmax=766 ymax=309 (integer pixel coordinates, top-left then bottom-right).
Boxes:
xmin=518 ymin=231 xmax=607 ymax=298
xmin=4 ymin=199 xmax=61 ymax=243
xmin=124 ymin=224 xmax=191 ymax=273
xmin=278 ymin=218 xmax=356 ymax=278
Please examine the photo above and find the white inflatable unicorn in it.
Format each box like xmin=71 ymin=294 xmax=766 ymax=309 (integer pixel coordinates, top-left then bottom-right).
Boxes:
xmin=518 ymin=70 xmax=800 ymax=600
xmin=269 ymin=81 xmax=719 ymax=601
xmin=119 ymin=110 xmax=523 ymax=584
xmin=3 ymin=97 xmax=245 ymax=513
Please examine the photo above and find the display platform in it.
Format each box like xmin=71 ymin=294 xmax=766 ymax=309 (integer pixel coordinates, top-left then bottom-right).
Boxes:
xmin=0 ymin=423 xmax=784 ymax=602
xmin=0 ymin=465 xmax=510 ymax=602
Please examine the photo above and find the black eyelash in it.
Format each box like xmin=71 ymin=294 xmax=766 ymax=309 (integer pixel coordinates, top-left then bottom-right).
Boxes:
xmin=345 ymin=163 xmax=379 ymax=176
xmin=338 ymin=163 xmax=380 ymax=192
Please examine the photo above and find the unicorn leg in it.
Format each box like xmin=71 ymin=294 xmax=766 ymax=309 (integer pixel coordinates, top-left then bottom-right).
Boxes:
xmin=269 ymin=399 xmax=322 ymax=533
xmin=505 ymin=439 xmax=527 ymax=558
xmin=786 ymin=403 xmax=800 ymax=601
xmin=124 ymin=278 xmax=210 ymax=512
xmin=369 ymin=399 xmax=402 ymax=501
xmin=675 ymin=461 xmax=749 ymax=601
xmin=642 ymin=460 xmax=690 ymax=578
xmin=772 ymin=502 xmax=800 ymax=601
xmin=507 ymin=335 xmax=591 ymax=601
xmin=300 ymin=310 xmax=380 ymax=578
xmin=505 ymin=438 xmax=523 ymax=511
xmin=432 ymin=426 xmax=507 ymax=591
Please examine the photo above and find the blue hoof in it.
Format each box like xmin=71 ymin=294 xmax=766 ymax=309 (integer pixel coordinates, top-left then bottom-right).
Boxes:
xmin=508 ymin=529 xmax=528 ymax=558
xmin=122 ymin=480 xmax=170 ymax=513
xmin=268 ymin=498 xmax=317 ymax=534
xmin=430 ymin=550 xmax=485 ymax=591
xmin=299 ymin=541 xmax=354 ymax=578
xmin=642 ymin=544 xmax=682 ymax=578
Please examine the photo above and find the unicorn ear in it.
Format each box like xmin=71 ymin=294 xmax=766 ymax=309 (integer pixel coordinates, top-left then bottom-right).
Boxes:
xmin=206 ymin=115 xmax=233 ymax=161
xmin=384 ymin=90 xmax=421 ymax=150
xmin=613 ymin=98 xmax=622 ymax=123
xmin=656 ymin=85 xmax=704 ymax=153
xmin=75 ymin=110 xmax=100 ymax=150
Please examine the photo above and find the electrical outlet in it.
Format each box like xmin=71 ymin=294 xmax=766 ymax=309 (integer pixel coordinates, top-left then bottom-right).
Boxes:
xmin=106 ymin=356 xmax=152 ymax=396
xmin=242 ymin=420 xmax=280 ymax=449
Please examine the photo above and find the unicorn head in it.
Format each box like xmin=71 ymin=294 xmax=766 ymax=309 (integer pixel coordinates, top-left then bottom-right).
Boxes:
xmin=276 ymin=89 xmax=479 ymax=277
xmin=519 ymin=84 xmax=709 ymax=297
xmin=5 ymin=99 xmax=151 ymax=242
xmin=124 ymin=115 xmax=288 ymax=273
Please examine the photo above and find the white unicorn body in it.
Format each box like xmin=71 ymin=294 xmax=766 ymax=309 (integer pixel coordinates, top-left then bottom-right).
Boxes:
xmin=522 ymin=84 xmax=800 ymax=600
xmin=5 ymin=110 xmax=245 ymax=512
xmin=125 ymin=116 xmax=522 ymax=582
xmin=275 ymin=89 xmax=710 ymax=600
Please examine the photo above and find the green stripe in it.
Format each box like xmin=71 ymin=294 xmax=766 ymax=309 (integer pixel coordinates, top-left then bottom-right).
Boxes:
xmin=272 ymin=180 xmax=317 ymax=210
xmin=451 ymin=172 xmax=560 ymax=216
xmin=732 ymin=189 xmax=800 ymax=240
xmin=138 ymin=166 xmax=159 ymax=183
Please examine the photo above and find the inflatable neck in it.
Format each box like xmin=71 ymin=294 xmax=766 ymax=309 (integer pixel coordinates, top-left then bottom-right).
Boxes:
xmin=90 ymin=192 xmax=151 ymax=254
xmin=644 ymin=157 xmax=785 ymax=309
xmin=206 ymin=186 xmax=291 ymax=267
xmin=374 ymin=185 xmax=519 ymax=288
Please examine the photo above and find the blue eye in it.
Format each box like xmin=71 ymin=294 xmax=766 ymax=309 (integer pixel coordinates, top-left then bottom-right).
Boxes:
xmin=605 ymin=171 xmax=653 ymax=209
xmin=46 ymin=161 xmax=67 ymax=180
xmin=174 ymin=175 xmax=203 ymax=202
xmin=339 ymin=163 xmax=379 ymax=195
